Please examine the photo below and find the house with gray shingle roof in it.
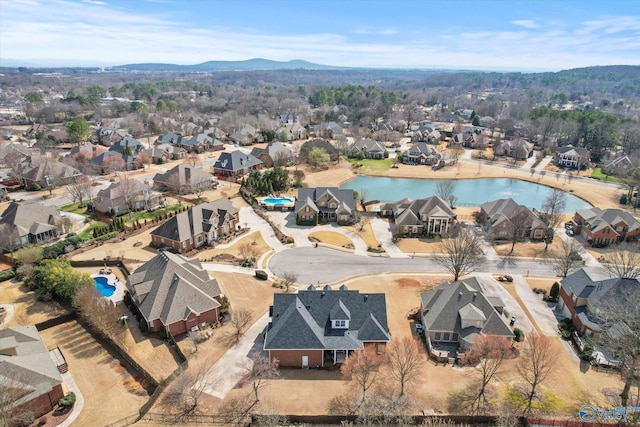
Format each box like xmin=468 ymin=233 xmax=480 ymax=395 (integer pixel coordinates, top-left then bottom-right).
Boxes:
xmin=126 ymin=251 xmax=223 ymax=335
xmin=400 ymin=142 xmax=442 ymax=165
xmin=347 ymin=138 xmax=386 ymax=159
xmin=93 ymin=179 xmax=161 ymax=215
xmin=250 ymin=142 xmax=294 ymax=167
xmin=494 ymin=137 xmax=534 ymax=160
xmin=480 ymin=198 xmax=546 ymax=241
xmin=0 ymin=201 xmax=63 ymax=248
xmin=559 ymin=268 xmax=639 ymax=337
xmin=381 ymin=196 xmax=456 ymax=237
xmin=573 ymin=207 xmax=640 ymax=246
xmin=110 ymin=136 xmax=144 ymax=156
xmin=264 ymin=285 xmax=390 ymax=367
xmin=0 ymin=326 xmax=64 ymax=421
xmin=180 ymin=133 xmax=224 ymax=152
xmin=150 ymin=198 xmax=239 ymax=252
xmin=300 ymin=139 xmax=339 ymax=162
xmin=555 ymin=145 xmax=590 ymax=169
xmin=213 ymin=150 xmax=263 ymax=179
xmin=420 ymin=277 xmax=513 ymax=361
xmin=153 ymin=164 xmax=217 ymax=194
xmin=294 ymin=187 xmax=357 ymax=225
xmin=22 ymin=158 xmax=82 ymax=188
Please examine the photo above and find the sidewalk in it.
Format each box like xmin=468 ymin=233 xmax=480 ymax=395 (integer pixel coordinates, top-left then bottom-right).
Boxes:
xmin=56 ymin=371 xmax=85 ymax=427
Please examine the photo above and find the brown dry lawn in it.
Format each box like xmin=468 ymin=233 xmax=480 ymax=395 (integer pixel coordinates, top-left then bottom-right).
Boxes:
xmin=344 ymin=221 xmax=381 ymax=249
xmin=1 ymin=279 xmax=69 ymax=327
xmin=308 ymin=231 xmax=353 ymax=248
xmin=493 ymin=236 xmax=565 ymax=258
xmin=235 ymin=273 xmax=623 ymax=415
xmin=197 ymin=231 xmax=271 ymax=263
xmin=526 ymin=277 xmax=559 ymax=293
xmin=40 ymin=321 xmax=150 ymax=425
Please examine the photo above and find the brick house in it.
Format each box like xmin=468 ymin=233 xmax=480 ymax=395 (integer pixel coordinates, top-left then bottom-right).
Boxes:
xmin=380 ymin=196 xmax=456 ymax=237
xmin=0 ymin=326 xmax=65 ymax=422
xmin=263 ymin=285 xmax=390 ymax=368
xmin=125 ymin=251 xmax=222 ymax=335
xmin=294 ymin=187 xmax=357 ymax=225
xmin=479 ymin=198 xmax=546 ymax=241
xmin=558 ymin=268 xmax=640 ymax=337
xmin=213 ymin=150 xmax=263 ymax=179
xmin=573 ymin=207 xmax=640 ymax=246
xmin=150 ymin=198 xmax=239 ymax=252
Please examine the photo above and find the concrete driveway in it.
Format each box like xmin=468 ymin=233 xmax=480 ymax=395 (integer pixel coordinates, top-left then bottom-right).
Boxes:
xmin=199 ymin=313 xmax=270 ymax=399
xmin=510 ymin=274 xmax=560 ymax=336
xmin=369 ymin=217 xmax=409 ymax=258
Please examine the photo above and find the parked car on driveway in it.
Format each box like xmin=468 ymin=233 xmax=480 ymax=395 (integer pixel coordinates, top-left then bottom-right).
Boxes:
xmin=415 ymin=324 xmax=425 ymax=335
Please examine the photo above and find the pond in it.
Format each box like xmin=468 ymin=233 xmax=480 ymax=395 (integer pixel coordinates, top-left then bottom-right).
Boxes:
xmin=340 ymin=176 xmax=591 ymax=212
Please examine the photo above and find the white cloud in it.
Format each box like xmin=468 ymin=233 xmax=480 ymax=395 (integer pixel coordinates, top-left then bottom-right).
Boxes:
xmin=81 ymin=0 xmax=107 ymax=5
xmin=511 ymin=20 xmax=539 ymax=29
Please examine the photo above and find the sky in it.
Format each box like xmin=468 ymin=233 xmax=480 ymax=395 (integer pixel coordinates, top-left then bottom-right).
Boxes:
xmin=1 ymin=0 xmax=639 ymax=71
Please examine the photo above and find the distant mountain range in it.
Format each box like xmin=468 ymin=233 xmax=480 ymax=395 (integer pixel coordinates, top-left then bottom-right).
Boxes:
xmin=112 ymin=58 xmax=346 ymax=72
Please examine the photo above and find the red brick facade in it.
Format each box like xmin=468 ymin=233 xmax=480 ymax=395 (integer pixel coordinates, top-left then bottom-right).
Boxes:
xmin=148 ymin=306 xmax=220 ymax=335
xmin=14 ymin=384 xmax=64 ymax=421
xmin=269 ymin=349 xmax=323 ymax=368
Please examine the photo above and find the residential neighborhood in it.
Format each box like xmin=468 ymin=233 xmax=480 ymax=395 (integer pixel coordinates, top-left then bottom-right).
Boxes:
xmin=0 ymin=59 xmax=639 ymax=427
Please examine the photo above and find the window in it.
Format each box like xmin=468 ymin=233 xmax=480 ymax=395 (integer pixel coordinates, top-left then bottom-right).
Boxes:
xmin=377 ymin=344 xmax=384 ymax=354
xmin=435 ymin=332 xmax=441 ymax=340
xmin=197 ymin=235 xmax=202 ymax=243
xmin=305 ymin=206 xmax=309 ymax=212
xmin=333 ymin=320 xmax=348 ymax=329
xmin=443 ymin=332 xmax=450 ymax=341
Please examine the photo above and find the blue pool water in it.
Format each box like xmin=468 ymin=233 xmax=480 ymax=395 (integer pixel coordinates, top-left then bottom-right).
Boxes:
xmin=263 ymin=197 xmax=294 ymax=205
xmin=340 ymin=177 xmax=591 ymax=212
xmin=94 ymin=276 xmax=116 ymax=297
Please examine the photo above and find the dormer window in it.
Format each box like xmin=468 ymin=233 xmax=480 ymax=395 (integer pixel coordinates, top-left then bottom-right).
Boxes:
xmin=332 ymin=320 xmax=349 ymax=329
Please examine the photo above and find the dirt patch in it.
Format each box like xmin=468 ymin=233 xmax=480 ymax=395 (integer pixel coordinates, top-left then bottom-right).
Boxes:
xmin=394 ymin=278 xmax=422 ymax=288
xmin=1 ymin=279 xmax=69 ymax=327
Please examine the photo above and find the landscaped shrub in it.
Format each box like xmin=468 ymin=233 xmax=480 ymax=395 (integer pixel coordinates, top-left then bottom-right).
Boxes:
xmin=513 ymin=327 xmax=524 ymax=342
xmin=550 ymin=282 xmax=560 ymax=300
xmin=620 ymin=194 xmax=628 ymax=205
xmin=58 ymin=392 xmax=76 ymax=409
xmin=0 ymin=269 xmax=16 ymax=282
xmin=28 ymin=183 xmax=41 ymax=191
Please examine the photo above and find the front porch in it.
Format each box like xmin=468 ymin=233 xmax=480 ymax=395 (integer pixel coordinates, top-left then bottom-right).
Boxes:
xmin=324 ymin=349 xmax=355 ymax=366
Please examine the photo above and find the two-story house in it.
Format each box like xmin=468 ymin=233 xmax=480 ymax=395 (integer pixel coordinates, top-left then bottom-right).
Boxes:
xmin=294 ymin=187 xmax=357 ymax=225
xmin=555 ymin=145 xmax=590 ymax=169
xmin=573 ymin=207 xmax=640 ymax=246
xmin=400 ymin=142 xmax=442 ymax=165
xmin=380 ymin=196 xmax=456 ymax=237
xmin=479 ymin=198 xmax=546 ymax=241
xmin=150 ymin=198 xmax=239 ymax=252
xmin=347 ymin=138 xmax=386 ymax=159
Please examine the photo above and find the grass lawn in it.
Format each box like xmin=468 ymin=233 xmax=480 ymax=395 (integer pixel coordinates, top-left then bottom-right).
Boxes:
xmin=77 ymin=220 xmax=109 ymax=240
xmin=590 ymin=167 xmax=619 ymax=183
xmin=347 ymin=157 xmax=393 ymax=175
xmin=123 ymin=202 xmax=186 ymax=224
xmin=60 ymin=201 xmax=89 ymax=215
xmin=309 ymin=231 xmax=353 ymax=247
xmin=345 ymin=222 xmax=380 ymax=249
xmin=197 ymin=231 xmax=272 ymax=263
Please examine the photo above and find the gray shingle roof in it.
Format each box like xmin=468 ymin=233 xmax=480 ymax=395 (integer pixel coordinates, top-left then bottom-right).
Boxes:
xmin=153 ymin=164 xmax=213 ymax=188
xmin=0 ymin=201 xmax=62 ymax=239
xmin=126 ymin=251 xmax=222 ymax=328
xmin=264 ymin=288 xmax=390 ymax=351
xmin=394 ymin=197 xmax=455 ymax=227
xmin=151 ymin=199 xmax=238 ymax=243
xmin=294 ymin=187 xmax=356 ymax=215
xmin=420 ymin=277 xmax=513 ymax=339
xmin=576 ymin=207 xmax=640 ymax=234
xmin=213 ymin=150 xmax=263 ymax=172
xmin=0 ymin=326 xmax=63 ymax=409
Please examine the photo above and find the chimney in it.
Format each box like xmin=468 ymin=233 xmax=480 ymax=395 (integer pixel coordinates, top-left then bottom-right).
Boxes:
xmin=458 ymin=292 xmax=462 ymax=300
xmin=364 ymin=294 xmax=369 ymax=302
xmin=472 ymin=292 xmax=477 ymax=301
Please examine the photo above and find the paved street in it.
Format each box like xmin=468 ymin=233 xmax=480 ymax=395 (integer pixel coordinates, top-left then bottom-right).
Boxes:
xmin=267 ymin=246 xmax=604 ymax=285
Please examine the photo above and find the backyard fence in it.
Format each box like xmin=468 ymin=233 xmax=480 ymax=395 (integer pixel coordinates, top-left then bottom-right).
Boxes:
xmin=35 ymin=312 xmax=76 ymax=331
xmin=104 ymin=414 xmax=139 ymax=427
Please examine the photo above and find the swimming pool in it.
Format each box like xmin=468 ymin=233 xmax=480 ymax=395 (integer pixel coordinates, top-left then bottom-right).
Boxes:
xmin=94 ymin=276 xmax=116 ymax=297
xmin=262 ymin=197 xmax=294 ymax=205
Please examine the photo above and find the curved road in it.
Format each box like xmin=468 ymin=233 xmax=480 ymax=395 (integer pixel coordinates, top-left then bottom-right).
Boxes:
xmin=268 ymin=247 xmax=603 ymax=285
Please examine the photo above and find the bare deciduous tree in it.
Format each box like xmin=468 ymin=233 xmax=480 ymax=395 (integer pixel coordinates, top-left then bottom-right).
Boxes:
xmin=228 ymin=308 xmax=252 ymax=343
xmin=245 ymin=352 xmax=280 ymax=402
xmin=340 ymin=346 xmax=387 ymax=404
xmin=279 ymin=271 xmax=298 ymax=293
xmin=547 ymin=238 xmax=584 ymax=278
xmin=65 ymin=175 xmax=93 ymax=207
xmin=540 ymin=189 xmax=566 ymax=251
xmin=162 ymin=359 xmax=216 ymax=417
xmin=134 ymin=152 xmax=152 ymax=169
xmin=435 ymin=180 xmax=456 ymax=207
xmin=434 ymin=229 xmax=484 ymax=281
xmin=455 ymin=335 xmax=513 ymax=415
xmin=238 ymin=243 xmax=259 ymax=266
xmin=0 ymin=372 xmax=37 ymax=427
xmin=602 ymin=244 xmax=640 ymax=279
xmin=185 ymin=152 xmax=201 ymax=167
xmin=116 ymin=173 xmax=139 ymax=219
xmin=508 ymin=209 xmax=531 ymax=253
xmin=73 ymin=284 xmax=126 ymax=346
xmin=386 ymin=337 xmax=423 ymax=396
xmin=517 ymin=332 xmax=553 ymax=416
